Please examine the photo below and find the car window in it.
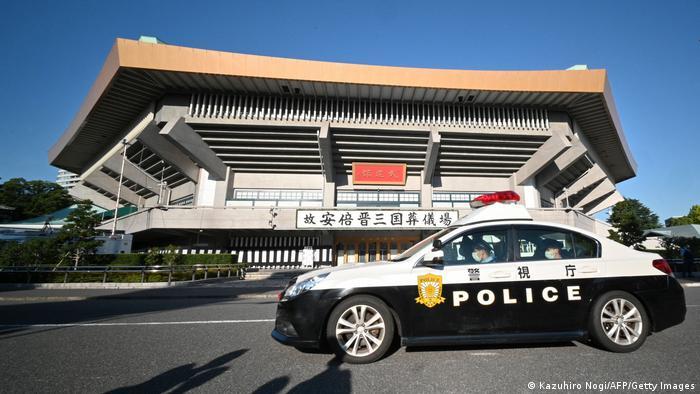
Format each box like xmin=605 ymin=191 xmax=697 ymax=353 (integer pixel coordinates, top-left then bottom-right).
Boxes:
xmin=441 ymin=229 xmax=509 ymax=265
xmin=516 ymin=227 xmax=574 ymax=261
xmin=391 ymin=227 xmax=453 ymax=262
xmin=571 ymin=232 xmax=600 ymax=258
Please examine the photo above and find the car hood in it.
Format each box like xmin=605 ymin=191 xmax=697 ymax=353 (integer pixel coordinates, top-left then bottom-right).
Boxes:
xmin=295 ymin=261 xmax=396 ymax=282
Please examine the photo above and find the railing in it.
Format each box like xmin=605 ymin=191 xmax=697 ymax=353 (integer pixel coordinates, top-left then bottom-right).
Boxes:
xmin=0 ymin=264 xmax=248 ymax=284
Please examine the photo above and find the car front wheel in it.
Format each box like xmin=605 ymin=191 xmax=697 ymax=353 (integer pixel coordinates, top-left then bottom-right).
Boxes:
xmin=326 ymin=295 xmax=395 ymax=364
xmin=589 ymin=291 xmax=649 ymax=352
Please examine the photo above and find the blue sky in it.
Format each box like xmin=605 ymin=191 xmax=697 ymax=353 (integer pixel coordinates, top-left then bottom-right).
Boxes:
xmin=0 ymin=0 xmax=697 ymax=222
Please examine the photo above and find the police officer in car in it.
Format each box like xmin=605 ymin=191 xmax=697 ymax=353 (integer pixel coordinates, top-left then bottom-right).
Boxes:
xmin=472 ymin=241 xmax=495 ymax=264
xmin=542 ymin=239 xmax=563 ymax=260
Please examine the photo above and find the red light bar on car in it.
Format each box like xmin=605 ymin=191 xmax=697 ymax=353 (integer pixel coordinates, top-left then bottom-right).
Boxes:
xmin=470 ymin=191 xmax=521 ymax=208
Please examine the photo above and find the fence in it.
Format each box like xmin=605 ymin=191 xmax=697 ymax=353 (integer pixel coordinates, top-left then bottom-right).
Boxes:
xmin=0 ymin=263 xmax=248 ymax=284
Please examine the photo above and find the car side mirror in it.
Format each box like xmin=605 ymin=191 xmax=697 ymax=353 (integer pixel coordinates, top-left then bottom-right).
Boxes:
xmin=423 ymin=249 xmax=444 ymax=267
xmin=432 ymin=239 xmax=442 ymax=251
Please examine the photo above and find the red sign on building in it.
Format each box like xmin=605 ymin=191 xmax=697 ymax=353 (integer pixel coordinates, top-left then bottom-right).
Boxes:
xmin=352 ymin=162 xmax=407 ymax=185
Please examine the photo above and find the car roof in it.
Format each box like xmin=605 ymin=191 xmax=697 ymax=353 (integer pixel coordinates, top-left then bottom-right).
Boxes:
xmin=452 ymin=203 xmax=532 ymax=226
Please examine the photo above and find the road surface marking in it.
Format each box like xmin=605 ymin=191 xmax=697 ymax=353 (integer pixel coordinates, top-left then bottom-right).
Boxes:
xmin=0 ymin=319 xmax=275 ymax=328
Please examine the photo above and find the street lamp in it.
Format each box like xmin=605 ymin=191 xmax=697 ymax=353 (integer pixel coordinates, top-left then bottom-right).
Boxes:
xmin=111 ymin=139 xmax=131 ymax=237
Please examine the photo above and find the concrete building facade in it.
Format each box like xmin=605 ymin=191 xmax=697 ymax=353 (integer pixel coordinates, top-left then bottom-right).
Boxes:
xmin=56 ymin=169 xmax=80 ymax=190
xmin=49 ymin=38 xmax=634 ymax=267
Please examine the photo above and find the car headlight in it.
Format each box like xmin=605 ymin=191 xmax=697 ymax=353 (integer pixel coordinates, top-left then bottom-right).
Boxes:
xmin=283 ymin=273 xmax=329 ymax=300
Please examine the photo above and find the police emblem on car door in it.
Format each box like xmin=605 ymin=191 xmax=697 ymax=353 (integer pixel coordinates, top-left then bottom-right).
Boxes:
xmin=409 ymin=226 xmax=515 ymax=337
xmin=415 ymin=273 xmax=446 ymax=308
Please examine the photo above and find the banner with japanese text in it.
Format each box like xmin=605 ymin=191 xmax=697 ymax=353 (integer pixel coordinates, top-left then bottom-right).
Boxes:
xmin=296 ymin=209 xmax=459 ymax=229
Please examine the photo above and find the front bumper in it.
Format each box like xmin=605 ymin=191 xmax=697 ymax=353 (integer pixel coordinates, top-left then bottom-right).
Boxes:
xmin=271 ymin=328 xmax=320 ymax=348
xmin=270 ymin=289 xmax=342 ymax=348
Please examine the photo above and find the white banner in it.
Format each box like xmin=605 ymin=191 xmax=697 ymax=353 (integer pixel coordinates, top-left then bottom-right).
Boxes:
xmin=296 ymin=209 xmax=459 ymax=229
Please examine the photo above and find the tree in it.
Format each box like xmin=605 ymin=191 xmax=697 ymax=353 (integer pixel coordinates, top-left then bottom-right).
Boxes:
xmin=0 ymin=238 xmax=60 ymax=267
xmin=607 ymin=199 xmax=660 ymax=248
xmin=0 ymin=178 xmax=74 ymax=221
xmin=56 ymin=201 xmax=103 ymax=267
xmin=666 ymin=205 xmax=700 ymax=227
xmin=162 ymin=244 xmax=182 ymax=266
xmin=145 ymin=248 xmax=163 ymax=266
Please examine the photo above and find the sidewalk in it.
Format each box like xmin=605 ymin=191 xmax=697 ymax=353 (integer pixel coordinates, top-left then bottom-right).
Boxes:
xmin=0 ymin=278 xmax=288 ymax=301
xmin=676 ymin=276 xmax=700 ymax=287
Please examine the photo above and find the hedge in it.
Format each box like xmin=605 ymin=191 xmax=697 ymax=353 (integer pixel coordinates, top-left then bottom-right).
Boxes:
xmin=84 ymin=253 xmax=235 ymax=266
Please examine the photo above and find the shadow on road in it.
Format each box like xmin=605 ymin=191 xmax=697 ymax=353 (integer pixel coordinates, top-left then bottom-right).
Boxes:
xmin=0 ymin=279 xmax=284 ymax=340
xmin=253 ymin=357 xmax=351 ymax=394
xmin=105 ymin=348 xmax=248 ymax=394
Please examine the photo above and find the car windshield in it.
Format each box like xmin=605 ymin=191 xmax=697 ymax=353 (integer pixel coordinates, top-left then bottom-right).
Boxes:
xmin=390 ymin=227 xmax=455 ymax=262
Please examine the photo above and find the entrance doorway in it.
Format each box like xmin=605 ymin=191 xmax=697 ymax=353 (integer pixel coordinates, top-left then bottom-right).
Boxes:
xmin=333 ymin=234 xmax=421 ymax=265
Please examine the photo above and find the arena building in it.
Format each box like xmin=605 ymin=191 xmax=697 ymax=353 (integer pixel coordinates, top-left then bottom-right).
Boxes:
xmin=49 ymin=37 xmax=636 ymax=267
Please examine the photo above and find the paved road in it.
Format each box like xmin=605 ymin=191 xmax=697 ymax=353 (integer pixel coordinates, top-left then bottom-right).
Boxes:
xmin=0 ymin=285 xmax=698 ymax=393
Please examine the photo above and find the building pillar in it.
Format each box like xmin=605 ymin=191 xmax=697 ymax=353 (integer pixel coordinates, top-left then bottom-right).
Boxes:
xmin=421 ymin=171 xmax=432 ymax=208
xmin=585 ymin=190 xmax=624 ymax=215
xmin=510 ymin=131 xmax=571 ymax=186
xmin=323 ymin=181 xmax=335 ymax=207
xmin=138 ymin=122 xmax=199 ymax=182
xmin=213 ymin=167 xmax=232 ymax=207
xmin=195 ymin=169 xmax=218 ymax=206
xmin=575 ymin=178 xmax=616 ymax=209
xmin=160 ymin=117 xmax=228 ymax=181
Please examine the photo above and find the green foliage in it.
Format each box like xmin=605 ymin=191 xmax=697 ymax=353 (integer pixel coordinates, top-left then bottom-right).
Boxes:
xmin=144 ymin=248 xmax=163 ymax=266
xmin=179 ymin=253 xmax=234 ymax=265
xmin=607 ymin=198 xmax=660 ymax=248
xmin=666 ymin=205 xmax=700 ymax=227
xmin=0 ymin=178 xmax=74 ymax=221
xmin=55 ymin=201 xmax=104 ymax=266
xmin=86 ymin=253 xmax=145 ymax=266
xmin=162 ymin=244 xmax=182 ymax=266
xmin=0 ymin=238 xmax=60 ymax=267
xmin=660 ymin=237 xmax=700 ymax=259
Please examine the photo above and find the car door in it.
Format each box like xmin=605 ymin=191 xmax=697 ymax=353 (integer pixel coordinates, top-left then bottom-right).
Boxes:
xmin=408 ymin=225 xmax=519 ymax=337
xmin=509 ymin=225 xmax=603 ymax=332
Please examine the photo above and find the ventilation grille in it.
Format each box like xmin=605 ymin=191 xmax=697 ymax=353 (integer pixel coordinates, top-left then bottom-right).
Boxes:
xmin=188 ymin=93 xmax=550 ymax=131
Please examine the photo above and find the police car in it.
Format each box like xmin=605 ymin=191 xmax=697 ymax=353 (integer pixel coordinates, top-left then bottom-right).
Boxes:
xmin=272 ymin=191 xmax=686 ymax=363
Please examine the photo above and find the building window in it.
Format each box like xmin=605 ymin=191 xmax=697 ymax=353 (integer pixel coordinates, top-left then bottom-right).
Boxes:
xmin=336 ymin=190 xmax=420 ymax=208
xmin=227 ymin=189 xmax=322 ymax=207
xmin=431 ymin=192 xmax=490 ymax=208
xmin=171 ymin=194 xmax=194 ymax=206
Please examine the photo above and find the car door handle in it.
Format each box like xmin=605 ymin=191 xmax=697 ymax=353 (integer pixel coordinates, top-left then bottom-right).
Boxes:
xmin=579 ymin=266 xmax=598 ymax=273
xmin=490 ymin=271 xmax=511 ymax=279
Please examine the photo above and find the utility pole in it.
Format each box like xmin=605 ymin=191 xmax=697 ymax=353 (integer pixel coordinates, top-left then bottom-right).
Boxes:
xmin=111 ymin=139 xmax=129 ymax=237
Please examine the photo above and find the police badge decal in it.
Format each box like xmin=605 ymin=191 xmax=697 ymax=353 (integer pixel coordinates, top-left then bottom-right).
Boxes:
xmin=415 ymin=273 xmax=446 ymax=308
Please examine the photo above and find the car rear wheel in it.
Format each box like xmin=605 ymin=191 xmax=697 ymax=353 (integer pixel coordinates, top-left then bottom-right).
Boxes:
xmin=589 ymin=291 xmax=649 ymax=352
xmin=326 ymin=295 xmax=395 ymax=364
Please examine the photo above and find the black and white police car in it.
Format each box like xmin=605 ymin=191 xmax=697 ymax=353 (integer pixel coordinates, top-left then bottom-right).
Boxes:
xmin=272 ymin=191 xmax=686 ymax=363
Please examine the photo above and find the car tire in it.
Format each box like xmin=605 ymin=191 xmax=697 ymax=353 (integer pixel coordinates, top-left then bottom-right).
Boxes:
xmin=589 ymin=291 xmax=650 ymax=352
xmin=325 ymin=295 xmax=395 ymax=364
